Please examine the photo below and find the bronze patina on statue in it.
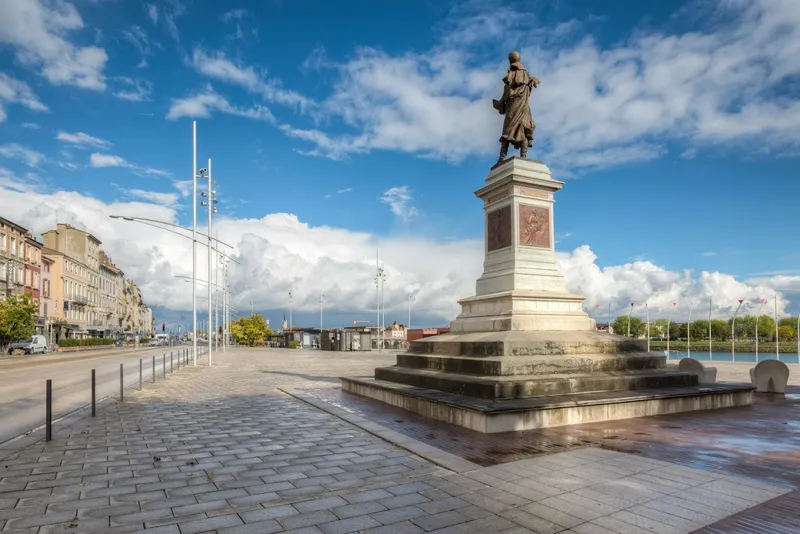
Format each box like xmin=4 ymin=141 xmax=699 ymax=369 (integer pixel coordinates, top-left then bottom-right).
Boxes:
xmin=492 ymin=51 xmax=540 ymax=168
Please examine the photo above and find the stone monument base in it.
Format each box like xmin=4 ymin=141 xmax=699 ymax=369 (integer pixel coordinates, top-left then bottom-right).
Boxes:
xmin=341 ymin=331 xmax=753 ymax=433
xmin=340 ymin=156 xmax=752 ymax=433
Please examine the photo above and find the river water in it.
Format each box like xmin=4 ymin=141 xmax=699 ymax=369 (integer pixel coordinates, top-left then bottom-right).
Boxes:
xmin=654 ymin=350 xmax=799 ymax=364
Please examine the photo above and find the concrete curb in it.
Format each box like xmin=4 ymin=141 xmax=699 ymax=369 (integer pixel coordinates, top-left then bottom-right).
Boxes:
xmin=0 ymin=345 xmax=168 ymax=371
xmin=280 ymin=385 xmax=482 ymax=474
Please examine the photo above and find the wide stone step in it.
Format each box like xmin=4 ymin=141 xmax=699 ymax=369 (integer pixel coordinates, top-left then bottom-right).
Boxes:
xmin=409 ymin=330 xmax=647 ymax=357
xmin=396 ymin=352 xmax=666 ymax=376
xmin=373 ymin=366 xmax=698 ymax=400
xmin=340 ymin=376 xmax=753 ymax=433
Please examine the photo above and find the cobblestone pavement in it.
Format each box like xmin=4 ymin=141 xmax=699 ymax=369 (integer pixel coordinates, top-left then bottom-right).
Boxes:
xmin=0 ymin=349 xmax=791 ymax=533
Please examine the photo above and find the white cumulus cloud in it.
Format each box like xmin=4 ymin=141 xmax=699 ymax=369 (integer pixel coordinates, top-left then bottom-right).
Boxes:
xmin=0 ymin=0 xmax=108 ymax=90
xmin=57 ymin=131 xmax=112 ymax=149
xmin=166 ymin=86 xmax=274 ymax=122
xmin=0 ymin=184 xmax=797 ymax=324
xmin=0 ymin=143 xmax=46 ymax=167
xmin=0 ymin=73 xmax=49 ymax=123
xmin=89 ymin=152 xmax=170 ymax=177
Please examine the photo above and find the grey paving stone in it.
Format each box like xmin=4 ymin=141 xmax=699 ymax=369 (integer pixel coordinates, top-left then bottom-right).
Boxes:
xmin=378 ymin=492 xmax=430 ymax=508
xmin=109 ymin=507 xmax=174 ymax=526
xmin=499 ymin=508 xmax=564 ymax=534
xmin=362 ymin=520 xmax=424 ymax=534
xmin=318 ymin=514 xmax=381 ymax=534
xmin=388 ymin=482 xmax=434 ymax=496
xmin=3 ymin=511 xmax=82 ymax=530
xmin=332 ymin=500 xmax=387 ymax=520
xmin=177 ymin=513 xmax=244 ymax=534
xmin=76 ymin=503 xmax=140 ymax=519
xmin=370 ymin=504 xmax=428 ymax=525
xmin=279 ymin=509 xmax=338 ymax=530
xmin=218 ymin=519 xmax=283 ymax=534
xmin=411 ymin=510 xmax=470 ymax=531
xmin=519 ymin=502 xmax=584 ymax=529
xmin=418 ymin=496 xmax=469 ymax=514
xmin=342 ymin=488 xmax=394 ymax=504
xmin=294 ymin=496 xmax=349 ymax=513
xmin=240 ymin=504 xmax=299 ymax=523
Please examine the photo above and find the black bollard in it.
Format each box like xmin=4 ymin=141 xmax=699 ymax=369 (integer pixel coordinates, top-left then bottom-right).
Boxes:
xmin=91 ymin=369 xmax=96 ymax=417
xmin=45 ymin=379 xmax=52 ymax=442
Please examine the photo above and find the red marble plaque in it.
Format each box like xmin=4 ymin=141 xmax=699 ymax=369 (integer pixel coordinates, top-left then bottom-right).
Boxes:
xmin=487 ymin=206 xmax=512 ymax=252
xmin=518 ymin=204 xmax=550 ymax=248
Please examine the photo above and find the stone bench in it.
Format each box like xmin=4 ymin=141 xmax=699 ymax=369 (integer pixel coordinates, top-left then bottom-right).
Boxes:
xmin=750 ymin=360 xmax=790 ymax=393
xmin=678 ymin=358 xmax=717 ymax=384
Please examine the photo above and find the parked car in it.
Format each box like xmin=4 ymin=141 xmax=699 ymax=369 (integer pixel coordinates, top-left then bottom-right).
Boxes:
xmin=7 ymin=335 xmax=48 ymax=355
xmin=148 ymin=339 xmax=159 ymax=347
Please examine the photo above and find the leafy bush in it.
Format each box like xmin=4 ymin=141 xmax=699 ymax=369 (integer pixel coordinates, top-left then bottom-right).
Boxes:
xmin=289 ymin=340 xmax=300 ymax=349
xmin=140 ymin=338 xmax=151 ymax=344
xmin=58 ymin=337 xmax=114 ymax=348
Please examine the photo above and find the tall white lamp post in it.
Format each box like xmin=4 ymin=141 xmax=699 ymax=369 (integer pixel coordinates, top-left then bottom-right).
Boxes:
xmin=667 ymin=302 xmax=677 ymax=358
xmin=645 ymin=303 xmax=650 ymax=352
xmin=756 ymin=298 xmax=765 ymax=360
xmin=319 ymin=293 xmax=324 ymax=348
xmin=407 ymin=293 xmax=413 ymax=331
xmin=732 ymin=299 xmax=744 ymax=362
xmin=199 ymin=158 xmax=217 ymax=365
xmin=687 ymin=300 xmax=694 ymax=358
xmin=627 ymin=302 xmax=634 ymax=337
xmin=288 ymin=289 xmax=293 ymax=330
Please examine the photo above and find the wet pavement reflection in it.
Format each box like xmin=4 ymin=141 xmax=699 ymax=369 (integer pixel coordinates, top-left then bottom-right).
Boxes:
xmin=303 ymin=385 xmax=800 ymax=489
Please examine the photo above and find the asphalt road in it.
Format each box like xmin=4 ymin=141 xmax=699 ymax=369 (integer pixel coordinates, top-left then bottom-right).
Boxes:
xmin=0 ymin=346 xmax=203 ymax=444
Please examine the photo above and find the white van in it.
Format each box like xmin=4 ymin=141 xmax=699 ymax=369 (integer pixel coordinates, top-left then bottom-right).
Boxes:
xmin=7 ymin=335 xmax=48 ymax=355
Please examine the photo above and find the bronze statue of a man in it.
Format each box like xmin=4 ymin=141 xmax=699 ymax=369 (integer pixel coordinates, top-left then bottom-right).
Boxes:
xmin=492 ymin=51 xmax=540 ymax=167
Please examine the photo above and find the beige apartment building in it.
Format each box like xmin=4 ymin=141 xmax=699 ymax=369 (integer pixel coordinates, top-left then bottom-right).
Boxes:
xmin=99 ymin=251 xmax=125 ymax=333
xmin=42 ymin=247 xmax=91 ymax=339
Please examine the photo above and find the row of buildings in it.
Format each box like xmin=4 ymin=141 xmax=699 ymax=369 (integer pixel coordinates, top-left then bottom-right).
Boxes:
xmin=0 ymin=218 xmax=153 ymax=343
xmin=277 ymin=321 xmax=448 ymax=350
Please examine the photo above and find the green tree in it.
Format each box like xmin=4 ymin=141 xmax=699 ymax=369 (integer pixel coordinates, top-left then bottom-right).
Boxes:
xmin=779 ymin=316 xmax=798 ymax=329
xmin=755 ymin=315 xmax=776 ymax=341
xmin=0 ymin=294 xmax=38 ymax=350
xmin=778 ymin=325 xmax=795 ymax=342
xmin=613 ymin=316 xmax=645 ymax=338
xmin=231 ymin=313 xmax=273 ymax=347
xmin=651 ymin=319 xmax=669 ymax=340
xmin=710 ymin=320 xmax=730 ymax=341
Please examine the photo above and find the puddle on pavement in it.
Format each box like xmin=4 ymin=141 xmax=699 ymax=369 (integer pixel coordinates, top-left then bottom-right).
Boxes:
xmin=709 ymin=435 xmax=797 ymax=454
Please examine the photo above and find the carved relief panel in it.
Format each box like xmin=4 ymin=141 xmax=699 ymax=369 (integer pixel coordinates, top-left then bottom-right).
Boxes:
xmin=518 ymin=204 xmax=551 ymax=248
xmin=487 ymin=205 xmax=512 ymax=252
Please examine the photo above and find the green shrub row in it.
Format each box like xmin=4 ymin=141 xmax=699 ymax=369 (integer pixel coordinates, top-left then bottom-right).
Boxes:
xmin=57 ymin=338 xmax=114 ymax=347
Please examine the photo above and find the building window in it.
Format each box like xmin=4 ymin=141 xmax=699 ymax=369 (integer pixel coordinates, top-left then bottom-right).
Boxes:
xmin=10 ymin=237 xmax=16 ymax=256
xmin=0 ymin=233 xmax=5 ymax=251
xmin=0 ymin=262 xmax=5 ymax=281
xmin=43 ymin=302 xmax=48 ymax=317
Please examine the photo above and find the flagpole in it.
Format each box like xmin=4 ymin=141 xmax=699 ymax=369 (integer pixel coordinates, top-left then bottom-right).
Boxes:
xmin=645 ymin=303 xmax=650 ymax=352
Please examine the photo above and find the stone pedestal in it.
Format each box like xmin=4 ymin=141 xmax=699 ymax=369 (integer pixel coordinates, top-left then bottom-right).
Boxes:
xmin=341 ymin=157 xmax=753 ymax=433
xmin=451 ymin=158 xmax=594 ymax=333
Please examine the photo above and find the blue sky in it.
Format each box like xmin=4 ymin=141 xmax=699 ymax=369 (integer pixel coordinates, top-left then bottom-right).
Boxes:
xmin=1 ymin=0 xmax=799 ymax=328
